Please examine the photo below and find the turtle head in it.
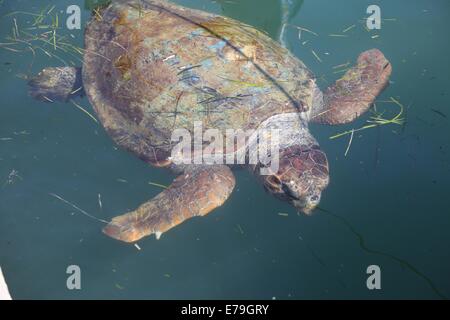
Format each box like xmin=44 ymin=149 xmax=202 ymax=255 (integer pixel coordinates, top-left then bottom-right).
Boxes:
xmin=28 ymin=67 xmax=83 ymax=102
xmin=262 ymin=145 xmax=329 ymax=214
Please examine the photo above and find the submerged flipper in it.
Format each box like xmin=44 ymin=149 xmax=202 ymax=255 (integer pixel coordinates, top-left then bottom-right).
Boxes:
xmin=103 ymin=165 xmax=235 ymax=243
xmin=311 ymin=49 xmax=392 ymax=125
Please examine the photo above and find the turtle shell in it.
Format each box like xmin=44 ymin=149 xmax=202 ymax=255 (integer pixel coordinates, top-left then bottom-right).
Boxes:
xmin=83 ymin=0 xmax=316 ymax=166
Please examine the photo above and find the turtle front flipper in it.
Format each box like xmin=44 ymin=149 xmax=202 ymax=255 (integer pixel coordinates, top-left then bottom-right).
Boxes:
xmin=28 ymin=67 xmax=84 ymax=102
xmin=310 ymin=49 xmax=392 ymax=125
xmin=103 ymin=165 xmax=235 ymax=243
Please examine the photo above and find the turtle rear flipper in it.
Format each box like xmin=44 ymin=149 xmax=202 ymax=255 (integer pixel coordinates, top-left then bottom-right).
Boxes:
xmin=103 ymin=165 xmax=235 ymax=243
xmin=311 ymin=49 xmax=392 ymax=125
xmin=28 ymin=67 xmax=84 ymax=102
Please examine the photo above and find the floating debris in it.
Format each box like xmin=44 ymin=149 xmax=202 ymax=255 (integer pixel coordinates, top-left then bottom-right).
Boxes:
xmin=297 ymin=28 xmax=302 ymax=41
xmin=1 ymin=6 xmax=87 ymax=67
xmin=92 ymin=7 xmax=104 ymax=21
xmin=362 ymin=23 xmax=370 ymax=32
xmin=430 ymin=108 xmax=447 ymax=119
xmin=278 ymin=212 xmax=289 ymax=217
xmin=342 ymin=24 xmax=356 ymax=33
xmin=236 ymin=224 xmax=244 ymax=235
xmin=115 ymin=283 xmax=124 ymax=290
xmin=13 ymin=18 xmax=20 ymax=38
xmin=162 ymin=54 xmax=176 ymax=62
xmin=329 ymin=34 xmax=348 ymax=38
xmin=70 ymin=86 xmax=83 ymax=95
xmin=85 ymin=0 xmax=112 ymax=11
xmin=344 ymin=129 xmax=355 ymax=157
xmin=332 ymin=68 xmax=350 ymax=74
xmin=287 ymin=24 xmax=319 ymax=37
xmin=148 ymin=181 xmax=168 ymax=189
xmin=13 ymin=130 xmax=30 ymax=136
xmin=49 ymin=193 xmax=109 ymax=224
xmin=70 ymin=99 xmax=99 ymax=124
xmin=42 ymin=96 xmax=54 ymax=103
xmin=98 ymin=193 xmax=103 ymax=210
xmin=311 ymin=49 xmax=322 ymax=63
xmin=330 ymin=97 xmax=405 ymax=140
xmin=332 ymin=62 xmax=350 ymax=69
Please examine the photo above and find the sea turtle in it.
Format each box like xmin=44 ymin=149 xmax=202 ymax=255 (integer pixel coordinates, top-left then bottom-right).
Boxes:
xmin=28 ymin=0 xmax=392 ymax=243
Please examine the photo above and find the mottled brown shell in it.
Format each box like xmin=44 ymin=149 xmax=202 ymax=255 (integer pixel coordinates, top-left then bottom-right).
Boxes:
xmin=83 ymin=0 xmax=315 ymax=166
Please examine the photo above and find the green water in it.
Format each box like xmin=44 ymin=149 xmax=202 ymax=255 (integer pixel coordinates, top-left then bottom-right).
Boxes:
xmin=1 ymin=0 xmax=449 ymax=299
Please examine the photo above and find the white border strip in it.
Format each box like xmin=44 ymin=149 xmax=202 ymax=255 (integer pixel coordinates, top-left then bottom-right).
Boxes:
xmin=0 ymin=267 xmax=12 ymax=300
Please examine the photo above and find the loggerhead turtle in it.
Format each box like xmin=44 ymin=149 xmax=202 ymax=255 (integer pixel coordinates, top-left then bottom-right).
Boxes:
xmin=28 ymin=0 xmax=392 ymax=243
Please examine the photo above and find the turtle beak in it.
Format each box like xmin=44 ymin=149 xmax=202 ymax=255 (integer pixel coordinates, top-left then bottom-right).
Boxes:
xmin=298 ymin=204 xmax=316 ymax=215
xmin=294 ymin=201 xmax=316 ymax=215
xmin=293 ymin=194 xmax=321 ymax=215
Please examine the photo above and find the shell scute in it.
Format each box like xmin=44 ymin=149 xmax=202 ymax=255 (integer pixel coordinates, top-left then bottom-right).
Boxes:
xmin=83 ymin=0 xmax=315 ymax=165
